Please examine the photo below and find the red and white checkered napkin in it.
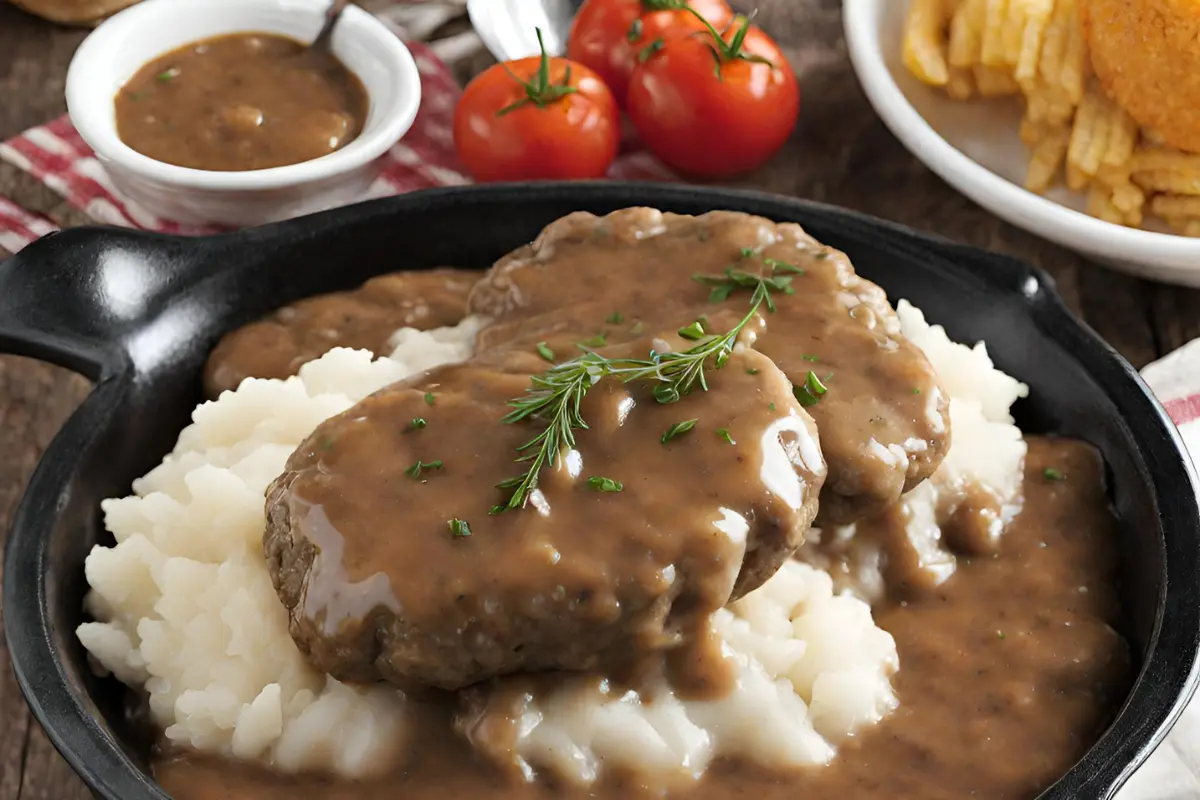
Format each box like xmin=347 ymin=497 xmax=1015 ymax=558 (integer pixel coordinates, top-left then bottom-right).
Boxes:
xmin=0 ymin=196 xmax=58 ymax=254
xmin=0 ymin=33 xmax=673 ymax=244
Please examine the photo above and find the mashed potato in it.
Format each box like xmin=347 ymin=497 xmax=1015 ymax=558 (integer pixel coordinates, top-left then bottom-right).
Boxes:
xmin=75 ymin=297 xmax=1025 ymax=788
xmin=77 ymin=325 xmax=480 ymax=776
xmin=805 ymin=300 xmax=1029 ymax=603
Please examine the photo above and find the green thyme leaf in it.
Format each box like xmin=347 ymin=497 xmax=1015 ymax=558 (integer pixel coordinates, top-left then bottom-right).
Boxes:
xmin=578 ymin=332 xmax=608 ymax=349
xmin=1043 ymin=468 xmax=1066 ymax=482
xmin=408 ymin=417 xmax=427 ymax=430
xmin=661 ymin=419 xmax=698 ymax=444
xmin=424 ymin=392 xmax=436 ymax=406
xmin=678 ymin=321 xmax=706 ymax=340
xmin=405 ymin=459 xmax=444 ymax=479
xmin=606 ymin=311 xmax=625 ymax=324
xmin=717 ymin=427 xmax=735 ymax=445
xmin=587 ymin=476 xmax=624 ymax=493
xmin=449 ymin=518 xmax=471 ymax=538
xmin=536 ymin=341 xmax=555 ymax=362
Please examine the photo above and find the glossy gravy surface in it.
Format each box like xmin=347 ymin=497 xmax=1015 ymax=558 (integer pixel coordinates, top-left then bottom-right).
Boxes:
xmin=155 ymin=438 xmax=1130 ymax=799
xmin=116 ymin=33 xmax=369 ymax=172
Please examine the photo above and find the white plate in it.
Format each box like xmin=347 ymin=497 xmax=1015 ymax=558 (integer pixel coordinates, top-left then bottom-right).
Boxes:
xmin=843 ymin=0 xmax=1200 ymax=287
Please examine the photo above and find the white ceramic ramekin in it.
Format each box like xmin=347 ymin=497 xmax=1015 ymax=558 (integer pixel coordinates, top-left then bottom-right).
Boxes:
xmin=65 ymin=0 xmax=422 ymax=227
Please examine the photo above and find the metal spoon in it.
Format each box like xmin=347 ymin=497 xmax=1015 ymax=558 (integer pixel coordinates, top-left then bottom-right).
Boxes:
xmin=467 ymin=0 xmax=580 ymax=62
xmin=309 ymin=0 xmax=351 ymax=54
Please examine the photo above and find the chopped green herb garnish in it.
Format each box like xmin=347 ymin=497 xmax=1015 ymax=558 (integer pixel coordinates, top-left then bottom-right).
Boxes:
xmin=802 ymin=354 xmax=819 ymax=362
xmin=996 ymin=630 xmax=1006 ymax=640
xmin=605 ymin=311 xmax=625 ymax=324
xmin=740 ymin=246 xmax=758 ymax=258
xmin=693 ymin=264 xmax=795 ymax=312
xmin=912 ymin=388 xmax=921 ymax=395
xmin=746 ymin=367 xmax=760 ymax=375
xmin=639 ymin=37 xmax=665 ymax=63
xmin=449 ymin=518 xmax=471 ymax=538
xmin=494 ymin=272 xmax=784 ymax=511
xmin=536 ymin=341 xmax=555 ymax=362
xmin=627 ymin=17 xmax=644 ymax=42
xmin=587 ymin=476 xmax=624 ymax=493
xmin=578 ymin=332 xmax=608 ymax=349
xmin=793 ymin=370 xmax=828 ymax=407
xmin=764 ymin=257 xmax=803 ymax=275
xmin=662 ymin=419 xmax=698 ymax=443
xmin=405 ymin=459 xmax=444 ymax=479
xmin=678 ymin=321 xmax=706 ymax=340
xmin=1043 ymin=467 xmax=1066 ymax=482
xmin=769 ymin=402 xmax=776 ymax=411
xmin=424 ymin=392 xmax=436 ymax=406
xmin=157 ymin=67 xmax=180 ymax=82
xmin=717 ymin=427 xmax=735 ymax=445
xmin=814 ymin=248 xmax=831 ymax=260
xmin=630 ymin=320 xmax=647 ymax=335
xmin=708 ymin=283 xmax=735 ymax=303
xmin=408 ymin=417 xmax=427 ymax=430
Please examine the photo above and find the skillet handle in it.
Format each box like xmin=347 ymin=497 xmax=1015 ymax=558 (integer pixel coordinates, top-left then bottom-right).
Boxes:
xmin=0 ymin=227 xmax=208 ymax=379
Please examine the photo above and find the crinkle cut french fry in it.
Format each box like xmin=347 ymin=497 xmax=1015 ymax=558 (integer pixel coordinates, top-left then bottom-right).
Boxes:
xmin=980 ymin=0 xmax=1011 ymax=67
xmin=949 ymin=0 xmax=987 ymax=68
xmin=1015 ymin=0 xmax=1053 ymax=86
xmin=1131 ymin=146 xmax=1200 ymax=174
xmin=904 ymin=0 xmax=951 ymax=86
xmin=1060 ymin=0 xmax=1088 ymax=105
xmin=1038 ymin=0 xmax=1071 ymax=95
xmin=1111 ymin=182 xmax=1145 ymax=217
xmin=1086 ymin=182 xmax=1142 ymax=227
xmin=1067 ymin=86 xmax=1134 ymax=181
xmin=1001 ymin=0 xmax=1030 ymax=66
xmin=1026 ymin=127 xmax=1070 ymax=192
xmin=974 ymin=64 xmax=1021 ymax=95
xmin=946 ymin=66 xmax=977 ymax=99
xmin=1067 ymin=87 xmax=1102 ymax=177
xmin=1151 ymin=194 xmax=1200 ymax=220
xmin=1133 ymin=170 xmax=1200 ymax=196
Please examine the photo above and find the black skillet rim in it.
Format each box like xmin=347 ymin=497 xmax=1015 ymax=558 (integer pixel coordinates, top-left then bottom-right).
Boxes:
xmin=3 ymin=181 xmax=1199 ymax=800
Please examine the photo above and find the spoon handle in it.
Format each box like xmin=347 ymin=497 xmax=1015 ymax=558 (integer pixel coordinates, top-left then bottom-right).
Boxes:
xmin=312 ymin=0 xmax=351 ymax=50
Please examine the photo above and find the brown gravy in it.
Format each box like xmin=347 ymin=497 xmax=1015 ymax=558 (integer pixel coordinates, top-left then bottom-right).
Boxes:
xmin=204 ymin=269 xmax=477 ymax=398
xmin=154 ymin=438 xmax=1131 ymax=800
xmin=116 ymin=33 xmax=369 ymax=172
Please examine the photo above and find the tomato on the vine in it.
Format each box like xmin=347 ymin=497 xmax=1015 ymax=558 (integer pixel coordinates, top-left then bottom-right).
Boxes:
xmin=567 ymin=0 xmax=735 ymax=106
xmin=453 ymin=31 xmax=620 ymax=182
xmin=625 ymin=15 xmax=800 ymax=179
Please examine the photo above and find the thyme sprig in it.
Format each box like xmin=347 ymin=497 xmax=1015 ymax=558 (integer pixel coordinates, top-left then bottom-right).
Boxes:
xmin=493 ymin=271 xmax=791 ymax=512
xmin=691 ymin=248 xmax=800 ymax=310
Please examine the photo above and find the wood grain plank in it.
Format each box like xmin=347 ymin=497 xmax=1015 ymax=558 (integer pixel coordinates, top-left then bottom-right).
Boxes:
xmin=0 ymin=353 xmax=92 ymax=800
xmin=1149 ymin=285 xmax=1200 ymax=359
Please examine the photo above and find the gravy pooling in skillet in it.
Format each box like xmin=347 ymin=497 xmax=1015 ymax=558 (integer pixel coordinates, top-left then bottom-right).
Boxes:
xmin=154 ymin=438 xmax=1130 ymax=799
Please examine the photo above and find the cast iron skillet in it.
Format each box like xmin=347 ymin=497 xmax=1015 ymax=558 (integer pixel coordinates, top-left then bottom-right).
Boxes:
xmin=3 ymin=183 xmax=1199 ymax=800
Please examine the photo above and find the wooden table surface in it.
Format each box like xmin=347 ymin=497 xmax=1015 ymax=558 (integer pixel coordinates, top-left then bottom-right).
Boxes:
xmin=0 ymin=0 xmax=1197 ymax=797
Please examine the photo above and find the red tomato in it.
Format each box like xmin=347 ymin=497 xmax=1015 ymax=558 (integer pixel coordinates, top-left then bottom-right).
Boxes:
xmin=453 ymin=37 xmax=620 ymax=182
xmin=626 ymin=18 xmax=800 ymax=179
xmin=567 ymin=0 xmax=735 ymax=106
